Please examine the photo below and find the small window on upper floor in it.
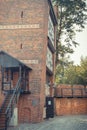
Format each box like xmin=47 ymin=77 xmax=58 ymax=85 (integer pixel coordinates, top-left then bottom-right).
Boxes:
xmin=21 ymin=11 xmax=24 ymax=18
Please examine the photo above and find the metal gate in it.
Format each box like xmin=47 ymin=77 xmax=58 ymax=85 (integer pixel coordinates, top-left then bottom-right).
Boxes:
xmin=46 ymin=97 xmax=54 ymax=119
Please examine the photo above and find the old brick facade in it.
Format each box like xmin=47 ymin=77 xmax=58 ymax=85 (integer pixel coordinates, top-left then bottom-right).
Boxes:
xmin=55 ymin=98 xmax=87 ymax=116
xmin=0 ymin=0 xmax=57 ymax=123
xmin=55 ymin=84 xmax=87 ymax=116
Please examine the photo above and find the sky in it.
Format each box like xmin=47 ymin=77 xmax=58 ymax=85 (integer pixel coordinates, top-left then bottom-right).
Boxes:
xmin=70 ymin=25 xmax=87 ymax=65
xmin=70 ymin=24 xmax=87 ymax=65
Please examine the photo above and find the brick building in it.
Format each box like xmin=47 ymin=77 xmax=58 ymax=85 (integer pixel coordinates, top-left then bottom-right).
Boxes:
xmin=0 ymin=0 xmax=57 ymax=127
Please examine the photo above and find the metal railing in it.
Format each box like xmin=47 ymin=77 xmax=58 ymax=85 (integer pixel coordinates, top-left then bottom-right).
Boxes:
xmin=0 ymin=77 xmax=21 ymax=130
xmin=5 ymin=77 xmax=21 ymax=130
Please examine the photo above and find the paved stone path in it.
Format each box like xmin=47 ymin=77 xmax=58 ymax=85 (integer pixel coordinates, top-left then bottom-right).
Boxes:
xmin=8 ymin=115 xmax=87 ymax=130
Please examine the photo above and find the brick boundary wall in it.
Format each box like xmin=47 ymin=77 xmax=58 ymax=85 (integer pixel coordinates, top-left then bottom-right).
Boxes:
xmin=55 ymin=84 xmax=87 ymax=116
xmin=55 ymin=98 xmax=87 ymax=116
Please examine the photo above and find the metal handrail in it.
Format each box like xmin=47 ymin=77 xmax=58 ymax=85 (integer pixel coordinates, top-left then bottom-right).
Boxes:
xmin=5 ymin=77 xmax=21 ymax=114
xmin=0 ymin=77 xmax=21 ymax=130
xmin=4 ymin=77 xmax=21 ymax=130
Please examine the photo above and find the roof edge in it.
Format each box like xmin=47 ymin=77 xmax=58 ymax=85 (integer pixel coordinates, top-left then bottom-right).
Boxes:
xmin=48 ymin=0 xmax=58 ymax=25
xmin=0 ymin=51 xmax=32 ymax=70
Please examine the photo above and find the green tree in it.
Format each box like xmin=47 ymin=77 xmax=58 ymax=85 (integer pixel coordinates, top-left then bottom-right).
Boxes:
xmin=55 ymin=56 xmax=73 ymax=84
xmin=52 ymin=0 xmax=87 ymax=63
xmin=64 ymin=64 xmax=81 ymax=85
xmin=80 ymin=56 xmax=87 ymax=85
xmin=55 ymin=56 xmax=87 ymax=85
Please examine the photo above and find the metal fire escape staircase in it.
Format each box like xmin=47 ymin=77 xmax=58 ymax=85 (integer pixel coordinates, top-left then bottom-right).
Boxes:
xmin=0 ymin=77 xmax=21 ymax=130
xmin=0 ymin=51 xmax=32 ymax=130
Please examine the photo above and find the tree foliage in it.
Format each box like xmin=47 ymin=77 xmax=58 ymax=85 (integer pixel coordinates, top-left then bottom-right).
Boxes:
xmin=55 ymin=56 xmax=87 ymax=86
xmin=52 ymin=0 xmax=87 ymax=63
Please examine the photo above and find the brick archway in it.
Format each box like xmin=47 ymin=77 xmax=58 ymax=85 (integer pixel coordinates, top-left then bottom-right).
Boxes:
xmin=20 ymin=107 xmax=31 ymax=123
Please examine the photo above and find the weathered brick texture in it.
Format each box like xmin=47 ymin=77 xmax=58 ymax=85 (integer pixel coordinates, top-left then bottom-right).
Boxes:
xmin=0 ymin=0 xmax=52 ymax=123
xmin=18 ymin=94 xmax=43 ymax=123
xmin=55 ymin=84 xmax=87 ymax=97
xmin=55 ymin=98 xmax=87 ymax=116
xmin=55 ymin=84 xmax=87 ymax=116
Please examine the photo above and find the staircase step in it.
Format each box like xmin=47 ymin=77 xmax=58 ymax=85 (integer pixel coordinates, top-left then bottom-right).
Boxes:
xmin=0 ymin=115 xmax=5 ymax=118
xmin=0 ymin=121 xmax=5 ymax=123
xmin=0 ymin=117 xmax=5 ymax=120
xmin=5 ymin=100 xmax=11 ymax=103
xmin=0 ymin=122 xmax=6 ymax=125
xmin=0 ymin=115 xmax=6 ymax=118
xmin=0 ymin=118 xmax=6 ymax=120
xmin=0 ymin=125 xmax=5 ymax=127
xmin=0 ymin=112 xmax=5 ymax=115
xmin=0 ymin=97 xmax=9 ymax=127
xmin=0 ymin=119 xmax=5 ymax=121
xmin=4 ymin=101 xmax=10 ymax=103
xmin=0 ymin=122 xmax=5 ymax=125
xmin=0 ymin=118 xmax=5 ymax=121
xmin=0 ymin=124 xmax=5 ymax=126
xmin=0 ymin=114 xmax=5 ymax=117
xmin=1 ymin=107 xmax=7 ymax=109
xmin=0 ymin=127 xmax=5 ymax=130
xmin=0 ymin=113 xmax=5 ymax=115
xmin=0 ymin=127 xmax=5 ymax=129
xmin=0 ymin=116 xmax=5 ymax=118
xmin=0 ymin=89 xmax=17 ymax=130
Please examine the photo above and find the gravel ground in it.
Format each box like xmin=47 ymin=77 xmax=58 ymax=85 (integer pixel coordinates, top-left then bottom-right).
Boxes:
xmin=8 ymin=115 xmax=87 ymax=130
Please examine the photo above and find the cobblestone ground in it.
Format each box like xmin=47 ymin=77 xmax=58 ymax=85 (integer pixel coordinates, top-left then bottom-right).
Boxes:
xmin=8 ymin=115 xmax=87 ymax=130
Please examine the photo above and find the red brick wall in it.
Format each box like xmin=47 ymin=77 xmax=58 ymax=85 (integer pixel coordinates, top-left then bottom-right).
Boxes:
xmin=0 ymin=0 xmax=50 ymax=123
xmin=18 ymin=94 xmax=42 ymax=123
xmin=0 ymin=92 xmax=5 ymax=108
xmin=13 ymin=72 xmax=19 ymax=87
xmin=55 ymin=84 xmax=87 ymax=97
xmin=55 ymin=98 xmax=87 ymax=116
xmin=55 ymin=84 xmax=87 ymax=116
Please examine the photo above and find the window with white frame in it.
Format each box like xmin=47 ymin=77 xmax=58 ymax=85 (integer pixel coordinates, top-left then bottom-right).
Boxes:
xmin=46 ymin=47 xmax=53 ymax=71
xmin=48 ymin=15 xmax=54 ymax=46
